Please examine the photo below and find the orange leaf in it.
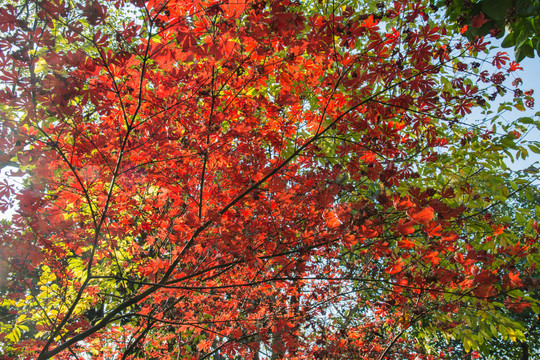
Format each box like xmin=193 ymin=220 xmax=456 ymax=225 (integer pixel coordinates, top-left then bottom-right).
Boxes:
xmin=397 ymin=218 xmax=415 ymax=236
xmin=492 ymin=225 xmax=505 ymax=235
xmin=393 ymin=196 xmax=414 ymax=211
xmin=508 ymin=271 xmax=523 ymax=287
xmin=423 ymin=221 xmax=443 ymax=237
xmin=324 ymin=210 xmax=340 ymax=229
xmin=363 ymin=15 xmax=378 ymax=28
xmin=423 ymin=251 xmax=440 ymax=266
xmin=408 ymin=207 xmax=434 ymax=225
xmin=386 ymin=258 xmax=405 ymax=274
xmin=223 ymin=0 xmax=246 ymax=19
xmin=398 ymin=237 xmax=415 ymax=249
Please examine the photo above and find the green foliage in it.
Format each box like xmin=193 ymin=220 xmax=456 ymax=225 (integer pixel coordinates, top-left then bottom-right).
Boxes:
xmin=441 ymin=0 xmax=540 ymax=60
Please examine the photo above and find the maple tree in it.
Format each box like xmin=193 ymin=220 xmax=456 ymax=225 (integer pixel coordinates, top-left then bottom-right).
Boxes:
xmin=0 ymin=0 xmax=539 ymax=359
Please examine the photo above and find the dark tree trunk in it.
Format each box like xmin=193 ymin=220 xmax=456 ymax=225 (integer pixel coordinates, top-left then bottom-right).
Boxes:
xmin=520 ymin=341 xmax=529 ymax=360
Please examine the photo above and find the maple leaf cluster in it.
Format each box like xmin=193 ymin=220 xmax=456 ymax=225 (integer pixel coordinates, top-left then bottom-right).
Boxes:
xmin=0 ymin=0 xmax=539 ymax=359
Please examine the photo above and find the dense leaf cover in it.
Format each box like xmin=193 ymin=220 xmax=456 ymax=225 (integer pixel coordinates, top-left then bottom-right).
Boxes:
xmin=442 ymin=0 xmax=540 ymax=61
xmin=0 ymin=0 xmax=539 ymax=359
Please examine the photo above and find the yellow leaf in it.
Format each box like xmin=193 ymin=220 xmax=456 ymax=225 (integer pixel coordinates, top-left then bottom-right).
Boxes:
xmin=514 ymin=103 xmax=526 ymax=111
xmin=34 ymin=58 xmax=48 ymax=74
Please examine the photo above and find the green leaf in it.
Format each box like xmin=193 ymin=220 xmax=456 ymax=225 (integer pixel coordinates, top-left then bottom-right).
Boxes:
xmin=519 ymin=116 xmax=534 ymax=124
xmin=516 ymin=0 xmax=539 ymax=16
xmin=482 ymin=0 xmax=512 ymax=21
xmin=509 ymin=180 xmax=518 ymax=190
xmin=529 ymin=144 xmax=540 ymax=154
xmin=490 ymin=323 xmax=498 ymax=336
xmin=516 ymin=42 xmax=535 ymax=61
xmin=523 ymin=41 xmax=535 ymax=58
xmin=499 ymin=323 xmax=508 ymax=339
xmin=502 ymin=32 xmax=517 ymax=48
xmin=221 ymin=121 xmax=230 ymax=132
xmin=514 ymin=103 xmax=526 ymax=111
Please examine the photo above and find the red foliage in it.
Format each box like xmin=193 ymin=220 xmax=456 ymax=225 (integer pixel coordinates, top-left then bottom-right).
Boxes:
xmin=0 ymin=0 xmax=537 ymax=359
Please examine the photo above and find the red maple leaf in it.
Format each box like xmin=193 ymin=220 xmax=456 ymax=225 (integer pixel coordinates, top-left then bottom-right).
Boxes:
xmin=423 ymin=221 xmax=443 ymax=237
xmin=408 ymin=207 xmax=435 ymax=225
xmin=223 ymin=0 xmax=246 ymax=19
xmin=470 ymin=13 xmax=488 ymax=28
xmin=493 ymin=51 xmax=510 ymax=69
xmin=386 ymin=258 xmax=405 ymax=274
xmin=0 ymin=1 xmax=533 ymax=359
xmin=397 ymin=218 xmax=415 ymax=236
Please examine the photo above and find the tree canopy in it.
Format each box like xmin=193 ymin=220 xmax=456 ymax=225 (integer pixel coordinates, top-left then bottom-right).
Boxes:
xmin=0 ymin=0 xmax=539 ymax=359
xmin=442 ymin=0 xmax=540 ymax=61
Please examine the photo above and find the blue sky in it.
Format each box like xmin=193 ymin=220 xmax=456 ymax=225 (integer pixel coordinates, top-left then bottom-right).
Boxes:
xmin=498 ymin=49 xmax=540 ymax=172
